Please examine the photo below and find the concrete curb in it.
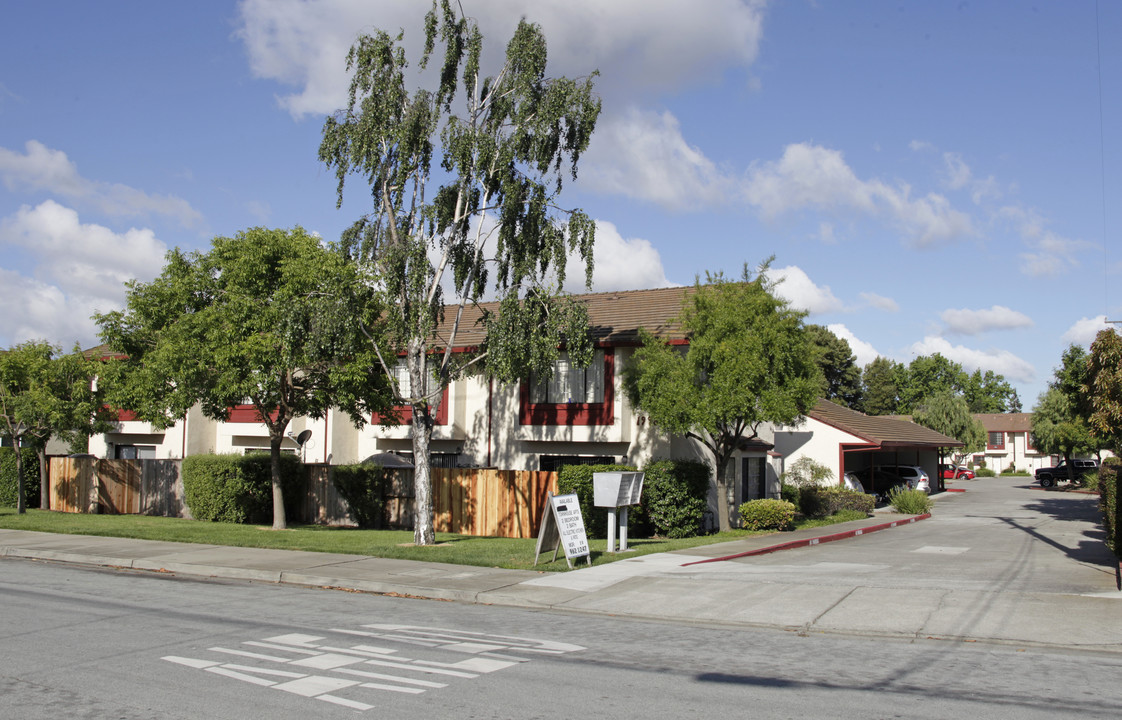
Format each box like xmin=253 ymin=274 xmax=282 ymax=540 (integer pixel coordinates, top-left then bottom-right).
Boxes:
xmin=681 ymin=513 xmax=932 ymax=566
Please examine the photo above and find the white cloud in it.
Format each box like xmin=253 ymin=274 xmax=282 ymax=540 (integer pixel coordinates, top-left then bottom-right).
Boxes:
xmin=743 ymin=143 xmax=976 ymax=247
xmin=858 ymin=292 xmax=898 ymax=312
xmin=0 ymin=140 xmax=202 ymax=227
xmin=826 ymin=323 xmax=879 ymax=367
xmin=561 ymin=220 xmax=675 ymax=293
xmin=1061 ymin=315 xmax=1110 ymax=346
xmin=908 ymin=336 xmax=1036 ymax=384
xmin=0 ymin=201 xmax=169 ymax=347
xmin=770 ymin=265 xmax=845 ymax=315
xmin=940 ymin=305 xmax=1034 ymax=335
xmin=237 ymin=0 xmax=767 ymax=118
xmin=1000 ymin=205 xmax=1092 ymax=277
xmin=582 ymin=109 xmax=732 ymax=210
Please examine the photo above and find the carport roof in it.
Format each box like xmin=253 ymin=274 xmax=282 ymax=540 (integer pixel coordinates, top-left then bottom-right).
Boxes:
xmin=809 ymin=399 xmax=963 ymax=449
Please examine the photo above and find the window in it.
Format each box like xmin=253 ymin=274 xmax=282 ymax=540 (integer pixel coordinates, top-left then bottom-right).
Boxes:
xmin=394 ymin=452 xmax=460 ymax=469
xmin=521 ymin=350 xmax=614 ymax=426
xmin=529 ymin=350 xmax=605 ymax=404
xmin=987 ymin=431 xmax=1005 ymax=450
xmin=114 ymin=445 xmax=155 ymax=459
xmin=1027 ymin=432 xmax=1038 ymax=452
xmin=373 ymin=361 xmax=448 ymax=426
xmin=539 ymin=455 xmax=616 ymax=472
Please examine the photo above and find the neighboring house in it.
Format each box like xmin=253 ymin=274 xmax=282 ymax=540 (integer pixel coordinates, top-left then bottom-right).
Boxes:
xmin=972 ymin=413 xmax=1049 ymax=474
xmin=774 ymin=399 xmax=963 ymax=492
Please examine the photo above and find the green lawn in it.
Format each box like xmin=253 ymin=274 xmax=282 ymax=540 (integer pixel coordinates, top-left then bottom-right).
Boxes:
xmin=0 ymin=507 xmax=867 ymax=572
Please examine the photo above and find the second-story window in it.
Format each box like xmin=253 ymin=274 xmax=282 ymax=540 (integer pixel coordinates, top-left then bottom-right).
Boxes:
xmin=529 ymin=351 xmax=605 ymax=404
xmin=987 ymin=431 xmax=1005 ymax=449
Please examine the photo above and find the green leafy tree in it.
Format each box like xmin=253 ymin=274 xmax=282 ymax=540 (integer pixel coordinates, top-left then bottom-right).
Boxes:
xmin=319 ymin=1 xmax=601 ymax=544
xmin=623 ymin=265 xmax=821 ymax=531
xmin=898 ymin=354 xmax=969 ymax=414
xmin=1086 ymin=329 xmax=1122 ymax=454
xmin=0 ymin=342 xmax=107 ymax=513
xmin=1032 ymin=387 xmax=1093 ymax=481
xmin=806 ymin=324 xmax=863 ymax=410
xmin=963 ymin=369 xmax=1016 ymax=413
xmin=862 ymin=356 xmax=901 ymax=415
xmin=96 ymin=227 xmax=392 ymax=530
xmin=912 ymin=390 xmax=985 ymax=467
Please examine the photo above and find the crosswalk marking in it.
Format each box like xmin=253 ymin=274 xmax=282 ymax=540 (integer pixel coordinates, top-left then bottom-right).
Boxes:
xmin=162 ymin=623 xmax=585 ymax=713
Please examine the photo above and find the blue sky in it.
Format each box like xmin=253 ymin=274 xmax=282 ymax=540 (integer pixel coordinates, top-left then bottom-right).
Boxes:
xmin=1 ymin=0 xmax=1118 ymax=408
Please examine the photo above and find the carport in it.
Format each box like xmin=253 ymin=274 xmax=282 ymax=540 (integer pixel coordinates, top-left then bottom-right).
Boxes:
xmin=804 ymin=399 xmax=964 ymax=493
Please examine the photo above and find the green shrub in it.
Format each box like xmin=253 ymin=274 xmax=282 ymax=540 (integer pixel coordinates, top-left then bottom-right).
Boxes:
xmin=557 ymin=463 xmax=637 ymax=539
xmin=975 ymin=467 xmax=996 ymax=477
xmin=737 ymin=498 xmax=796 ymax=531
xmin=332 ymin=463 xmax=393 ymax=528
xmin=1099 ymin=459 xmax=1121 ymax=557
xmin=641 ymin=459 xmax=710 ymax=538
xmin=183 ymin=453 xmax=303 ymax=524
xmin=780 ymin=482 xmax=799 ymax=507
xmin=1081 ymin=470 xmax=1101 ymax=492
xmin=796 ymin=485 xmax=827 ymax=518
xmin=0 ymin=447 xmax=40 ymax=509
xmin=1001 ymin=465 xmax=1019 ymax=475
xmin=888 ymin=486 xmax=932 ymax=515
xmin=820 ymin=486 xmax=874 ymax=516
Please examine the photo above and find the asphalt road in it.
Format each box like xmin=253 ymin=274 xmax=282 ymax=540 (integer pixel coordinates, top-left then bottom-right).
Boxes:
xmin=4 ymin=552 xmax=1122 ymax=720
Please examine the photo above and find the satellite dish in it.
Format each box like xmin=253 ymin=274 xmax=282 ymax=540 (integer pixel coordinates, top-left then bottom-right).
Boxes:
xmin=294 ymin=429 xmax=313 ymax=446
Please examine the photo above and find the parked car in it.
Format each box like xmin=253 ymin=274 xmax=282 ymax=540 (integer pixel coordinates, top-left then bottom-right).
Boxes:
xmin=850 ymin=466 xmax=929 ymax=502
xmin=1035 ymin=459 xmax=1098 ymax=488
xmin=940 ymin=463 xmax=975 ymax=480
xmin=843 ymin=472 xmax=866 ymax=494
xmin=888 ymin=465 xmax=931 ymax=494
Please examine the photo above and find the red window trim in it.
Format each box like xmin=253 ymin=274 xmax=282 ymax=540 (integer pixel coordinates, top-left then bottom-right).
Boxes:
xmin=519 ymin=349 xmax=615 ymax=426
xmin=228 ymin=404 xmax=280 ymax=423
xmin=372 ymin=385 xmax=450 ymax=426
xmin=104 ymin=405 xmax=138 ymax=422
xmin=987 ymin=431 xmax=1005 ymax=450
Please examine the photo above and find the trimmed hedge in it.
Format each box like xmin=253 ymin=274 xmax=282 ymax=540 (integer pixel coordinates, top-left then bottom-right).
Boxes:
xmin=557 ymin=463 xmax=638 ymax=539
xmin=332 ymin=464 xmax=393 ymax=529
xmin=182 ymin=453 xmax=303 ymax=524
xmin=0 ymin=447 xmax=40 ymax=509
xmin=738 ymin=499 xmax=796 ymax=531
xmin=642 ymin=459 xmax=711 ymax=538
xmin=1099 ymin=458 xmax=1121 ymax=557
xmin=789 ymin=483 xmax=874 ymax=518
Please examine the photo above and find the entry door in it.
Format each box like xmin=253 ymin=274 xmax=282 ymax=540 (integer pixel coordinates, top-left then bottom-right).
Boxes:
xmin=742 ymin=457 xmax=766 ymax=501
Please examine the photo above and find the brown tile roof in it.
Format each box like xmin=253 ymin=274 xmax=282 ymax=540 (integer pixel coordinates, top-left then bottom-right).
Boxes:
xmin=974 ymin=413 xmax=1034 ymax=432
xmin=435 ymin=285 xmax=693 ymax=348
xmin=809 ymin=399 xmax=963 ymax=448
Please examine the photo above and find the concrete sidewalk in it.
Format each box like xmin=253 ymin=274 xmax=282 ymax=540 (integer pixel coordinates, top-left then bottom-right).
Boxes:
xmin=3 ymin=495 xmax=1122 ymax=652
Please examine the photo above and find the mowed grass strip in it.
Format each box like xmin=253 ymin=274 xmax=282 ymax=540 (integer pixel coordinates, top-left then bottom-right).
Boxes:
xmin=0 ymin=507 xmax=866 ymax=572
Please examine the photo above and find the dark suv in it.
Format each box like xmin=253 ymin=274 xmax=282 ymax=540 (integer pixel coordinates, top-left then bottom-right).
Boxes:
xmin=1035 ymin=459 xmax=1098 ymax=488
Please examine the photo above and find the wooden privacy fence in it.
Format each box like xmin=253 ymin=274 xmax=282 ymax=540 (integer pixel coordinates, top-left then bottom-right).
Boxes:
xmin=432 ymin=468 xmax=557 ymax=539
xmin=49 ymin=457 xmax=190 ymax=517
xmin=47 ymin=458 xmax=558 ymax=539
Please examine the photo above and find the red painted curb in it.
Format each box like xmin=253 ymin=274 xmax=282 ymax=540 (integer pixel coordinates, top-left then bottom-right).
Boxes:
xmin=944 ymin=488 xmax=966 ymax=493
xmin=681 ymin=513 xmax=932 ymax=566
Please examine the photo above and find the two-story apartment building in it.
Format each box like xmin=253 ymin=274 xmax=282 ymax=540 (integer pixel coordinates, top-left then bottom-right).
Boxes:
xmin=87 ymin=285 xmax=962 ymax=524
xmin=972 ymin=413 xmax=1050 ymax=473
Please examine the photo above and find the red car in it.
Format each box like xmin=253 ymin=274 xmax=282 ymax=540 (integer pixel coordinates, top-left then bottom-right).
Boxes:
xmin=940 ymin=463 xmax=975 ymax=480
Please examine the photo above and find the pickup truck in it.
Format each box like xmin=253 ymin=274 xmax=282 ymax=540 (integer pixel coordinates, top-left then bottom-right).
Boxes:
xmin=1035 ymin=459 xmax=1098 ymax=487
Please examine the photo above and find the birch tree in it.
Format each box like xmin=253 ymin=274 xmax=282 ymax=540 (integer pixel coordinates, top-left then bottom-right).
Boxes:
xmin=319 ymin=1 xmax=601 ymax=544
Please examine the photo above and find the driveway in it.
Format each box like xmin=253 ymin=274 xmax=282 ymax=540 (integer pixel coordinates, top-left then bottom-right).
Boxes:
xmin=706 ymin=476 xmax=1118 ymax=595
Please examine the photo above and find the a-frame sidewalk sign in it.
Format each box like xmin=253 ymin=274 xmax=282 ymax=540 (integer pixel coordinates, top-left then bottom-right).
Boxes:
xmin=533 ymin=492 xmax=591 ymax=568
